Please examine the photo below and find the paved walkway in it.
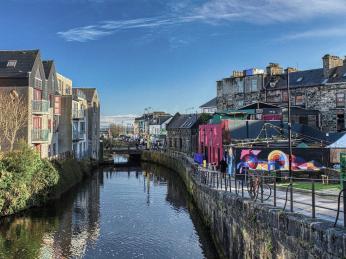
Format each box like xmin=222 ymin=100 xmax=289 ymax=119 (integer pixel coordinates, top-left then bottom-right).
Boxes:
xmin=178 ymin=154 xmax=345 ymax=227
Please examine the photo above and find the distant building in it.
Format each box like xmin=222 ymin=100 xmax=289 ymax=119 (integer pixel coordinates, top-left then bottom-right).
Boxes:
xmin=166 ymin=113 xmax=203 ymax=154
xmin=199 ymin=97 xmax=217 ymax=114
xmin=149 ymin=115 xmax=172 ymax=145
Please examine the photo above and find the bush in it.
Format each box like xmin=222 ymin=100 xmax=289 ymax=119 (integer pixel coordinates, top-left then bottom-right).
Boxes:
xmin=0 ymin=145 xmax=59 ymax=216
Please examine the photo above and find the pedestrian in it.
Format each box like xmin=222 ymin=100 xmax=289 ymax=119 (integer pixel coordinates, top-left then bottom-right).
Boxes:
xmin=220 ymin=158 xmax=227 ymax=178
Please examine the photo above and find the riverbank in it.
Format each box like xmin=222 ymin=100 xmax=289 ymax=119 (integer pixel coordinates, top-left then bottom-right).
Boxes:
xmin=0 ymin=146 xmax=97 ymax=217
xmin=142 ymin=151 xmax=346 ymax=259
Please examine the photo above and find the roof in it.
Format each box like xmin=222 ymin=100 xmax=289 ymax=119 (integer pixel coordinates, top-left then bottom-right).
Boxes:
xmin=167 ymin=113 xmax=200 ymax=129
xmin=229 ymin=120 xmax=327 ymax=143
xmin=42 ymin=60 xmax=53 ymax=79
xmin=149 ymin=115 xmax=172 ymax=125
xmin=327 ymin=133 xmax=346 ymax=148
xmin=238 ymin=102 xmax=280 ymax=110
xmin=267 ymin=65 xmax=346 ymax=89
xmin=0 ymin=50 xmax=39 ymax=78
xmin=200 ymin=97 xmax=217 ymax=108
xmin=75 ymin=88 xmax=98 ymax=102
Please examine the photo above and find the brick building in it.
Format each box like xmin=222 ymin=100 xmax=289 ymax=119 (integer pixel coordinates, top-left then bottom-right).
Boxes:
xmin=216 ymin=54 xmax=346 ymax=132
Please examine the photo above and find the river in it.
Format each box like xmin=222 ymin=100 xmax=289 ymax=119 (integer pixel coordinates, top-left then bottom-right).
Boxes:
xmin=0 ymin=163 xmax=219 ymax=259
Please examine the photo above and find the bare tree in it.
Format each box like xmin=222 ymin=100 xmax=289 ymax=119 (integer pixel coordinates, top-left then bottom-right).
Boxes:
xmin=0 ymin=90 xmax=28 ymax=151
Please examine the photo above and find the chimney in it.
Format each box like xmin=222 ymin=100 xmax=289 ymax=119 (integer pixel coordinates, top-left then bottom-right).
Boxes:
xmin=266 ymin=63 xmax=283 ymax=76
xmin=232 ymin=70 xmax=244 ymax=78
xmin=286 ymin=67 xmax=298 ymax=73
xmin=322 ymin=54 xmax=343 ymax=78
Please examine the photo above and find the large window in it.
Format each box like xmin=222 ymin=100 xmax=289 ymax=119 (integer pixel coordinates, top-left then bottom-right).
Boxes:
xmin=336 ymin=93 xmax=345 ymax=108
xmin=295 ymin=95 xmax=304 ymax=106
xmin=235 ymin=78 xmax=244 ymax=93
xmin=282 ymin=91 xmax=288 ymax=102
xmin=251 ymin=79 xmax=258 ymax=92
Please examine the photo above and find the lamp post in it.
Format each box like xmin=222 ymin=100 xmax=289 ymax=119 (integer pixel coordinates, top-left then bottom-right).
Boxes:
xmin=287 ymin=68 xmax=293 ymax=212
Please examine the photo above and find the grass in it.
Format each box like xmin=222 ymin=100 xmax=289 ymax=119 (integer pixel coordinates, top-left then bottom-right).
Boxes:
xmin=277 ymin=182 xmax=341 ymax=191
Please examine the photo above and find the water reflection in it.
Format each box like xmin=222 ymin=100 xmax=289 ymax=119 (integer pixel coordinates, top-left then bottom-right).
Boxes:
xmin=0 ymin=164 xmax=218 ymax=259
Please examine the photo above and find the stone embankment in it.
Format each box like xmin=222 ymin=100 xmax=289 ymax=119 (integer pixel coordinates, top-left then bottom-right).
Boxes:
xmin=142 ymin=151 xmax=346 ymax=259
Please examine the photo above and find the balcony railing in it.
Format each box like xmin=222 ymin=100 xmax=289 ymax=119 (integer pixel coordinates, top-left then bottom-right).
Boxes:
xmin=73 ymin=131 xmax=85 ymax=141
xmin=72 ymin=110 xmax=85 ymax=119
xmin=32 ymin=129 xmax=49 ymax=142
xmin=32 ymin=100 xmax=49 ymax=114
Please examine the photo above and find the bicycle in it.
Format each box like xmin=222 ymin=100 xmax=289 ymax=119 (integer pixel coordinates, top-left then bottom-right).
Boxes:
xmin=246 ymin=170 xmax=272 ymax=201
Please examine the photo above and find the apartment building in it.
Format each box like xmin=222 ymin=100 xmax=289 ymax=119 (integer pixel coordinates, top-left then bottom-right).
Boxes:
xmin=75 ymin=88 xmax=100 ymax=160
xmin=0 ymin=50 xmax=60 ymax=158
xmin=42 ymin=60 xmax=61 ymax=157
xmin=72 ymin=89 xmax=88 ymax=159
xmin=57 ymin=73 xmax=73 ymax=156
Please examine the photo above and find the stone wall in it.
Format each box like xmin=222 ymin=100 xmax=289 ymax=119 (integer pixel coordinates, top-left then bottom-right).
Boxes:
xmin=142 ymin=151 xmax=346 ymax=259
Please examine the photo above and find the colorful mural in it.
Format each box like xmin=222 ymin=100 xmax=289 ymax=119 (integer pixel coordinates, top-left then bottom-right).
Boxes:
xmin=236 ymin=148 xmax=324 ymax=172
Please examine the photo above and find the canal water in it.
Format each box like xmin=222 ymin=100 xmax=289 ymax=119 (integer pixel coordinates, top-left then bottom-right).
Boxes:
xmin=0 ymin=163 xmax=218 ymax=259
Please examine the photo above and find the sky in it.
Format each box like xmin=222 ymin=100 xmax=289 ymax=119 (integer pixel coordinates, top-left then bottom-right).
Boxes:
xmin=1 ymin=0 xmax=346 ymax=116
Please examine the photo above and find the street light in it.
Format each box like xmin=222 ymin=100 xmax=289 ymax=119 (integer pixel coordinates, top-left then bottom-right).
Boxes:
xmin=287 ymin=68 xmax=293 ymax=212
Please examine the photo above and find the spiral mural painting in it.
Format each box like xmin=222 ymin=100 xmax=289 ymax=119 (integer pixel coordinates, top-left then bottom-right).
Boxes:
xmin=236 ymin=148 xmax=323 ymax=172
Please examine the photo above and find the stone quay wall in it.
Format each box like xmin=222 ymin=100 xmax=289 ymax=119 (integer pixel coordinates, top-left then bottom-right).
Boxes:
xmin=142 ymin=151 xmax=346 ymax=259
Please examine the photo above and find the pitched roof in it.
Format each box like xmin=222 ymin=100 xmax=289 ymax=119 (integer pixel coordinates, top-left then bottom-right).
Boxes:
xmin=149 ymin=115 xmax=172 ymax=125
xmin=42 ymin=60 xmax=53 ymax=79
xmin=200 ymin=97 xmax=217 ymax=108
xmin=167 ymin=113 xmax=200 ymax=129
xmin=0 ymin=50 xmax=39 ymax=78
xmin=75 ymin=88 xmax=98 ymax=102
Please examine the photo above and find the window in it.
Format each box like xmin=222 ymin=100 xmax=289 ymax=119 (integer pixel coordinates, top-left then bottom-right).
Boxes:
xmin=54 ymin=96 xmax=61 ymax=115
xmin=35 ymin=78 xmax=42 ymax=88
xmin=336 ymin=93 xmax=345 ymax=108
xmin=34 ymin=70 xmax=42 ymax=89
xmin=33 ymin=116 xmax=42 ymax=129
xmin=33 ymin=89 xmax=42 ymax=100
xmin=282 ymin=91 xmax=288 ymax=102
xmin=295 ymin=95 xmax=304 ymax=106
xmin=236 ymin=79 xmax=244 ymax=93
xmin=7 ymin=60 xmax=17 ymax=67
xmin=48 ymin=119 xmax=52 ymax=132
xmin=322 ymin=78 xmax=328 ymax=84
xmin=251 ymin=79 xmax=258 ymax=92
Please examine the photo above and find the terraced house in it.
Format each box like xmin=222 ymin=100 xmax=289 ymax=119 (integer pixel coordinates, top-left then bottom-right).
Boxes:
xmin=0 ymin=49 xmax=101 ymax=160
xmin=0 ymin=50 xmax=60 ymax=158
xmin=216 ymin=54 xmax=346 ymax=133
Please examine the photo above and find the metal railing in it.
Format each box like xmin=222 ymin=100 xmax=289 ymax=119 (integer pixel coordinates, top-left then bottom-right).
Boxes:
xmin=72 ymin=109 xmax=85 ymax=119
xmin=31 ymin=129 xmax=49 ymax=142
xmin=32 ymin=100 xmax=49 ymax=114
xmin=161 ymin=150 xmax=346 ymax=228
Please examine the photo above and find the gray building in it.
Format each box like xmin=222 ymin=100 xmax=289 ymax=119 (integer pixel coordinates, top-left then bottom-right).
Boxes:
xmin=216 ymin=54 xmax=346 ymax=133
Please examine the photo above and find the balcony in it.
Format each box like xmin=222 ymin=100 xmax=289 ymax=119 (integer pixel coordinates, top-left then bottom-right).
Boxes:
xmin=32 ymin=129 xmax=49 ymax=142
xmin=73 ymin=131 xmax=85 ymax=141
xmin=72 ymin=109 xmax=85 ymax=120
xmin=32 ymin=100 xmax=49 ymax=114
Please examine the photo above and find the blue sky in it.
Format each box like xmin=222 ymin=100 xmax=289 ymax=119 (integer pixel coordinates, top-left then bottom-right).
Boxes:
xmin=1 ymin=0 xmax=346 ymax=116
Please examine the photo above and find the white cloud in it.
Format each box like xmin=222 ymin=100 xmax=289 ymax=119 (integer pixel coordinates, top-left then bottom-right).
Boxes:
xmin=280 ymin=27 xmax=346 ymax=41
xmin=57 ymin=0 xmax=346 ymax=42
xmin=194 ymin=0 xmax=346 ymax=23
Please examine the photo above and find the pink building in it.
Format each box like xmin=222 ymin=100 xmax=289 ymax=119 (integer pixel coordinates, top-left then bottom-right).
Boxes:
xmin=198 ymin=123 xmax=223 ymax=165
